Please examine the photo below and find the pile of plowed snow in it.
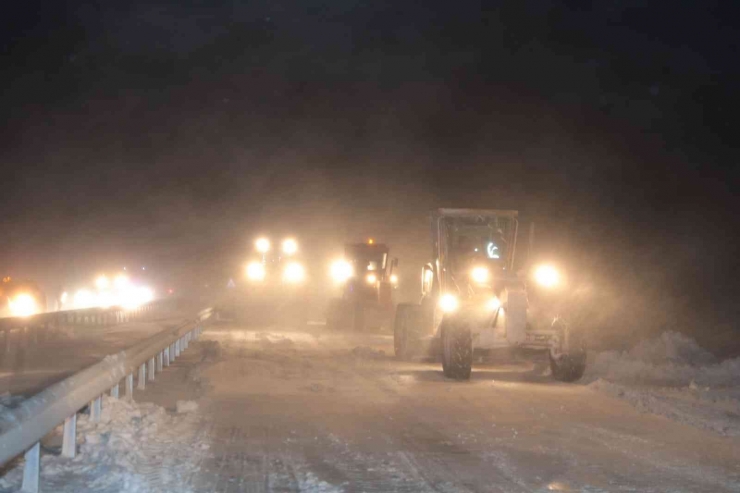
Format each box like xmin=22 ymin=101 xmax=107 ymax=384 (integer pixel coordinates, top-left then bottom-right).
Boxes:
xmin=0 ymin=396 xmax=209 ymax=493
xmin=584 ymin=331 xmax=740 ymax=437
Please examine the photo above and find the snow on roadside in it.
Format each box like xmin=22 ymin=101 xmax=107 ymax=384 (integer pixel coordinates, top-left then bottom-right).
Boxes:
xmin=0 ymin=395 xmax=210 ymax=493
xmin=584 ymin=331 xmax=740 ymax=437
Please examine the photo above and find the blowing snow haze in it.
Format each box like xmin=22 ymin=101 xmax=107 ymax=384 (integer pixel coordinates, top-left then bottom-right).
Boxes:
xmin=1 ymin=2 xmax=739 ymax=351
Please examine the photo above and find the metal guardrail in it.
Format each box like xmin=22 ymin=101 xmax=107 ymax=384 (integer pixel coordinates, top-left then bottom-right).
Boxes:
xmin=0 ymin=303 xmax=159 ymax=333
xmin=0 ymin=306 xmax=214 ymax=492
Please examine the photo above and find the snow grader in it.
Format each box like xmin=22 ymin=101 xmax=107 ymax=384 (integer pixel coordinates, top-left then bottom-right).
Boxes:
xmin=393 ymin=209 xmax=587 ymax=381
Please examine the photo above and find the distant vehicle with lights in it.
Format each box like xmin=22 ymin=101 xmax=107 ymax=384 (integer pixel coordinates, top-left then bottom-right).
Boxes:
xmin=0 ymin=277 xmax=48 ymax=318
xmin=326 ymin=239 xmax=399 ymax=331
xmin=393 ymin=209 xmax=587 ymax=382
xmin=242 ymin=237 xmax=308 ymax=327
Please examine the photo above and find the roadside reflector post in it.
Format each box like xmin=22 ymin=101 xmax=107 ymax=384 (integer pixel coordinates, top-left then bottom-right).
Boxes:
xmin=164 ymin=346 xmax=170 ymax=367
xmin=175 ymin=339 xmax=181 ymax=357
xmin=157 ymin=351 xmax=163 ymax=372
xmin=21 ymin=442 xmax=40 ymax=493
xmin=62 ymin=414 xmax=77 ymax=458
xmin=148 ymin=357 xmax=155 ymax=381
xmin=138 ymin=363 xmax=146 ymax=390
xmin=125 ymin=374 xmax=134 ymax=400
xmin=111 ymin=383 xmax=119 ymax=399
xmin=90 ymin=396 xmax=102 ymax=422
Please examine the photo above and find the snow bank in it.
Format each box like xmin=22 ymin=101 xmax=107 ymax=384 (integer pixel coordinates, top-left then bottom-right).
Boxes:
xmin=585 ymin=331 xmax=740 ymax=437
xmin=176 ymin=400 xmax=199 ymax=414
xmin=584 ymin=331 xmax=740 ymax=388
xmin=0 ymin=396 xmax=209 ymax=493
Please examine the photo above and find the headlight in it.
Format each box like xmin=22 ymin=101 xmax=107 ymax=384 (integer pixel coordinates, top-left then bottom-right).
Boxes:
xmin=439 ymin=294 xmax=459 ymax=313
xmin=95 ymin=275 xmax=109 ymax=289
xmin=282 ymin=238 xmax=298 ymax=255
xmin=74 ymin=289 xmax=95 ymax=309
xmin=486 ymin=297 xmax=501 ymax=311
xmin=533 ymin=264 xmax=560 ymax=288
xmin=9 ymin=294 xmax=37 ymax=317
xmin=284 ymin=262 xmax=305 ymax=283
xmin=255 ymin=237 xmax=270 ymax=253
xmin=114 ymin=275 xmax=129 ymax=289
xmin=470 ymin=266 xmax=489 ymax=284
xmin=246 ymin=261 xmax=266 ymax=281
xmin=331 ymin=260 xmax=353 ymax=282
xmin=390 ymin=274 xmax=398 ymax=284
xmin=366 ymin=273 xmax=377 ymax=284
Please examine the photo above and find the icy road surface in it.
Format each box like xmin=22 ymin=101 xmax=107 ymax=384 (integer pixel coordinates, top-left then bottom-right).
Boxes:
xmin=3 ymin=323 xmax=738 ymax=492
xmin=188 ymin=324 xmax=740 ymax=492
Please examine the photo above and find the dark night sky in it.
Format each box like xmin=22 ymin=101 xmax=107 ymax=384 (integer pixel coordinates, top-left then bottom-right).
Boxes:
xmin=1 ymin=1 xmax=739 ymax=348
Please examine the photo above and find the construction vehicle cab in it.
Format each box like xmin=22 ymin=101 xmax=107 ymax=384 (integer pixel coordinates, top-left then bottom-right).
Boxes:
xmin=394 ymin=209 xmax=587 ymax=382
xmin=326 ymin=240 xmax=398 ymax=331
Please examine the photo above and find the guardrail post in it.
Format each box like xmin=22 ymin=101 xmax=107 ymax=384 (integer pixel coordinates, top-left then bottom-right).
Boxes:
xmin=163 ymin=346 xmax=170 ymax=367
xmin=138 ymin=363 xmax=146 ymax=390
xmin=156 ymin=351 xmax=163 ymax=372
xmin=62 ymin=414 xmax=77 ymax=458
xmin=21 ymin=442 xmax=40 ymax=493
xmin=90 ymin=396 xmax=102 ymax=422
xmin=169 ymin=343 xmax=176 ymax=362
xmin=175 ymin=339 xmax=181 ymax=358
xmin=147 ymin=357 xmax=155 ymax=381
xmin=111 ymin=383 xmax=119 ymax=399
xmin=126 ymin=374 xmax=134 ymax=400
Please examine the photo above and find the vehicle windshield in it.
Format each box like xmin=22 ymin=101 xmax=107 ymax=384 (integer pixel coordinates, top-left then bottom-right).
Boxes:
xmin=443 ymin=216 xmax=516 ymax=275
xmin=352 ymin=252 xmax=387 ymax=273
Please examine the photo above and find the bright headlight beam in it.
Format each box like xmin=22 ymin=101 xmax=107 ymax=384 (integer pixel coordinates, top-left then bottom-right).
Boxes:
xmin=439 ymin=294 xmax=459 ymax=313
xmin=284 ymin=262 xmax=305 ymax=283
xmin=114 ymin=275 xmax=129 ymax=289
xmin=95 ymin=275 xmax=109 ymax=289
xmin=366 ymin=273 xmax=377 ymax=284
xmin=471 ymin=266 xmax=489 ymax=284
xmin=331 ymin=260 xmax=353 ymax=282
xmin=74 ymin=289 xmax=95 ymax=309
xmin=487 ymin=297 xmax=501 ymax=311
xmin=390 ymin=274 xmax=398 ymax=284
xmin=247 ymin=261 xmax=266 ymax=281
xmin=282 ymin=238 xmax=298 ymax=255
xmin=255 ymin=238 xmax=270 ymax=253
xmin=9 ymin=294 xmax=37 ymax=317
xmin=534 ymin=264 xmax=560 ymax=288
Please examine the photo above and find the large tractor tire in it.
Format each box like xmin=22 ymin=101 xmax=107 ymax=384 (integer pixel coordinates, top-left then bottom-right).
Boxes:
xmin=550 ymin=352 xmax=586 ymax=382
xmin=442 ymin=319 xmax=473 ymax=380
xmin=441 ymin=317 xmax=473 ymax=380
xmin=394 ymin=304 xmax=422 ymax=360
xmin=550 ymin=321 xmax=587 ymax=382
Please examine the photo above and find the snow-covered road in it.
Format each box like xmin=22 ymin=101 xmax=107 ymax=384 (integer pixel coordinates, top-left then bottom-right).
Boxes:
xmin=3 ymin=322 xmax=739 ymax=492
xmin=188 ymin=324 xmax=740 ymax=492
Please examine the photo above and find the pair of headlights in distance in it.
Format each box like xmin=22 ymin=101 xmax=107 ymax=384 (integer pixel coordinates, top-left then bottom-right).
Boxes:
xmin=255 ymin=238 xmax=298 ymax=256
xmin=330 ymin=260 xmax=398 ymax=285
xmin=246 ymin=261 xmax=305 ymax=283
xmin=438 ymin=294 xmax=501 ymax=313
